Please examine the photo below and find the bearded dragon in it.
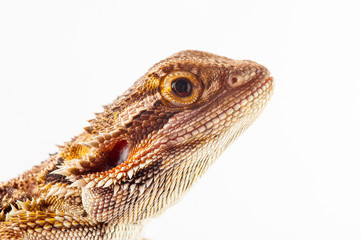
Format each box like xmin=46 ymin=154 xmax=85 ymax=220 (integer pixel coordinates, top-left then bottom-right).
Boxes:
xmin=0 ymin=50 xmax=274 ymax=240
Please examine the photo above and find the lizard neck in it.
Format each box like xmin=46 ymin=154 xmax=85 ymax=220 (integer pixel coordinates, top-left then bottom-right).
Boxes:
xmin=105 ymin=222 xmax=144 ymax=240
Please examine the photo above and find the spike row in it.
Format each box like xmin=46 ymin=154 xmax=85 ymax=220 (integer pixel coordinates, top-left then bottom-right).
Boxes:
xmin=5 ymin=198 xmax=45 ymax=220
xmin=6 ymin=209 xmax=93 ymax=233
xmin=50 ymin=153 xmax=98 ymax=178
xmin=67 ymin=170 xmax=127 ymax=189
xmin=43 ymin=182 xmax=81 ymax=198
xmin=70 ymin=154 xmax=156 ymax=189
xmin=80 ymin=129 xmax=123 ymax=149
xmin=69 ymin=166 xmax=153 ymax=190
xmin=111 ymin=179 xmax=150 ymax=197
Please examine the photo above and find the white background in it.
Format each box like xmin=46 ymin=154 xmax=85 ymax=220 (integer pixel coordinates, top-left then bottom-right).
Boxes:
xmin=0 ymin=1 xmax=361 ymax=239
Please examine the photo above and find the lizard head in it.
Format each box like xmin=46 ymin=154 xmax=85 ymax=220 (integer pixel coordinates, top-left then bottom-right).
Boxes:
xmin=52 ymin=50 xmax=274 ymax=223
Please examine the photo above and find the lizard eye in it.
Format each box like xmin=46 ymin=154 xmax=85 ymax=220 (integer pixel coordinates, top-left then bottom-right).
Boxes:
xmin=171 ymin=78 xmax=192 ymax=97
xmin=160 ymin=71 xmax=202 ymax=107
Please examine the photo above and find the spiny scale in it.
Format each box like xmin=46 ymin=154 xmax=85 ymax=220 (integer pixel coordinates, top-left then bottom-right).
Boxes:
xmin=0 ymin=50 xmax=274 ymax=240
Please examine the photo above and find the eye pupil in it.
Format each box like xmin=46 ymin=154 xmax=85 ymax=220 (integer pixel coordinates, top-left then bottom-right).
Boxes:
xmin=171 ymin=78 xmax=192 ymax=97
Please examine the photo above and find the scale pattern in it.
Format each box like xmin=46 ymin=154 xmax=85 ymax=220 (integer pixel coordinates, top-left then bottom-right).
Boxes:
xmin=0 ymin=50 xmax=274 ymax=240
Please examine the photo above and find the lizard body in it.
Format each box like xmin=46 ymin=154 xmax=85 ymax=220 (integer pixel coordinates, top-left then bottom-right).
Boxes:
xmin=0 ymin=50 xmax=274 ymax=240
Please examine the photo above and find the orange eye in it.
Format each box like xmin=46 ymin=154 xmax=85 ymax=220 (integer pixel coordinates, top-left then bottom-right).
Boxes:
xmin=160 ymin=71 xmax=202 ymax=107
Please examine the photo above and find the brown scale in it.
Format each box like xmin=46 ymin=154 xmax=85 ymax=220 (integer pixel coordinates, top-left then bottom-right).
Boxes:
xmin=82 ymin=160 xmax=162 ymax=223
xmin=0 ymin=155 xmax=59 ymax=214
xmin=126 ymin=106 xmax=177 ymax=142
xmin=0 ymin=50 xmax=274 ymax=240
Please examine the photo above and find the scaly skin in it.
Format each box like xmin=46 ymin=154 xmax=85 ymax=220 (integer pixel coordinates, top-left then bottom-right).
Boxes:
xmin=0 ymin=50 xmax=274 ymax=240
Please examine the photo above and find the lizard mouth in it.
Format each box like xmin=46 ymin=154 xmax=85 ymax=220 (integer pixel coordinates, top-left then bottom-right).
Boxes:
xmin=87 ymin=139 xmax=132 ymax=175
xmin=54 ymin=138 xmax=132 ymax=181
xmin=102 ymin=140 xmax=130 ymax=172
xmin=60 ymin=139 xmax=133 ymax=188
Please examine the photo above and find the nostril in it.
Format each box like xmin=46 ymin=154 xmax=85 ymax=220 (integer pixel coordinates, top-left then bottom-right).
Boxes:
xmin=227 ymin=74 xmax=245 ymax=88
xmin=231 ymin=77 xmax=238 ymax=85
